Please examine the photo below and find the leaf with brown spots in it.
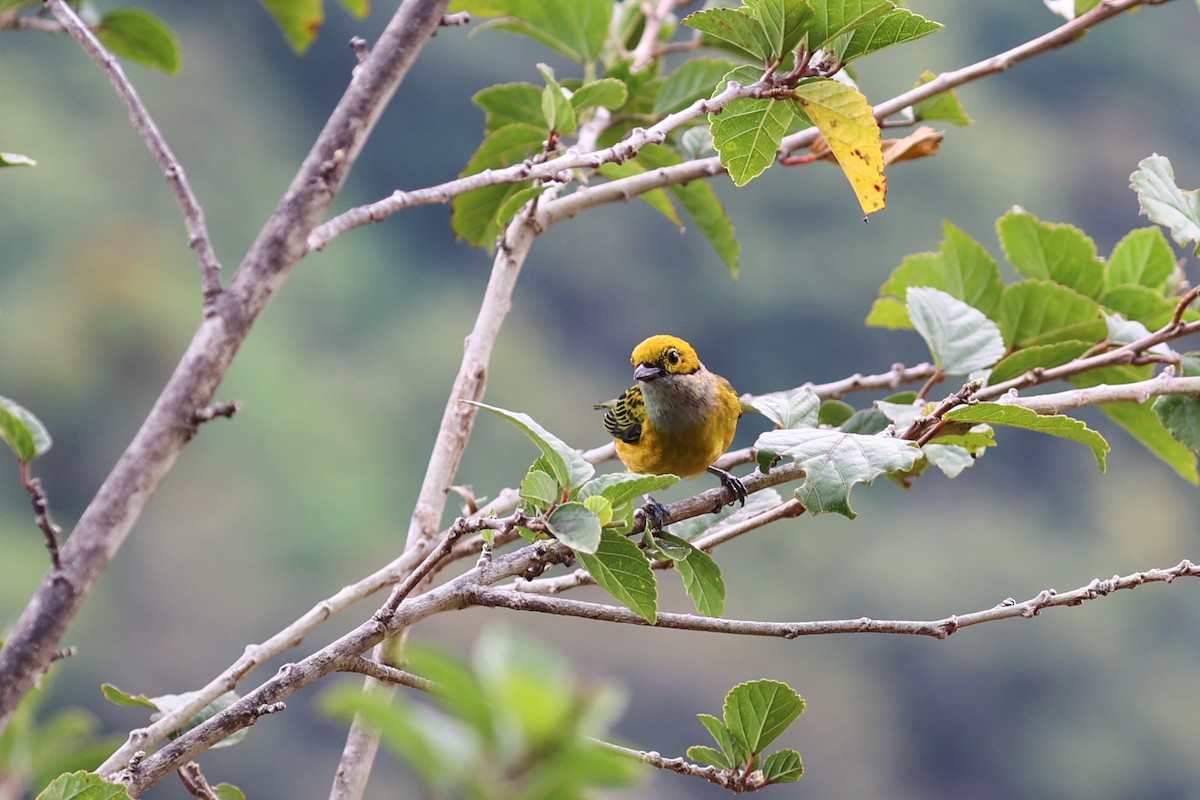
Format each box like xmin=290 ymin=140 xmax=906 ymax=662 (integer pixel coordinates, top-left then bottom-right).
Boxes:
xmin=792 ymin=79 xmax=886 ymax=215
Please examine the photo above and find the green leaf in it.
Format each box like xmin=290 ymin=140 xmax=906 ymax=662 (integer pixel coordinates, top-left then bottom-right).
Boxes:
xmin=471 ymin=0 xmax=612 ymax=64
xmin=682 ymin=6 xmax=772 ymax=61
xmin=96 ymin=9 xmax=182 ymax=74
xmin=473 ymin=83 xmax=545 ymax=133
xmin=0 ymin=394 xmax=52 ymax=464
xmin=803 ymin=0 xmax=892 ymax=52
xmin=654 ymin=58 xmax=738 ymax=116
xmin=1106 ymin=227 xmax=1176 ymax=289
xmin=258 ymin=0 xmax=322 ymax=53
xmin=569 ymin=78 xmax=628 ymax=113
xmin=657 ymin=532 xmax=725 ymax=617
xmin=837 ymin=5 xmax=942 ymax=63
xmin=469 ymin=401 xmax=594 ymax=489
xmin=537 ymin=64 xmax=577 ymax=135
xmin=819 ymin=399 xmax=855 ymax=427
xmin=938 ymin=221 xmax=1006 ymax=318
xmin=495 ymin=184 xmax=549 ymax=228
xmin=1130 ymin=153 xmax=1200 ymax=254
xmin=987 ymin=340 xmax=1092 ymax=386
xmin=997 ymin=209 xmax=1105 ymax=298
xmin=101 ymin=683 xmax=159 ymax=710
xmin=35 ymin=771 xmax=133 ymax=800
xmin=1100 ymin=285 xmax=1177 ymax=329
xmin=999 ymin=280 xmax=1107 ymax=349
xmin=336 ymin=0 xmax=369 ymax=17
xmin=520 ymin=468 xmax=560 ymax=509
xmin=152 ymin=691 xmax=245 ymax=749
xmin=0 ymin=151 xmax=36 ymax=168
xmin=451 ymin=124 xmax=545 ymax=249
xmin=582 ymin=494 xmax=614 ymax=526
xmin=1154 ymin=394 xmax=1200 ymax=453
xmin=711 ymin=90 xmax=793 ymax=187
xmin=746 ymin=0 xmax=814 ymax=61
xmin=697 ymin=712 xmax=743 ymax=765
xmin=576 ymin=472 xmax=679 ymax=507
xmin=723 ymin=679 xmax=805 ymax=754
xmin=214 ymin=785 xmax=247 ymax=800
xmin=637 ymin=144 xmax=740 ymax=275
xmin=753 ymin=428 xmax=920 ymax=517
xmin=546 ymin=502 xmax=603 ymax=554
xmin=576 ymin=530 xmax=657 ymax=623
xmin=762 ymin=748 xmax=805 ymax=783
xmin=913 ymin=71 xmax=972 ymax=126
xmin=1093 ymin=398 xmax=1198 ymax=483
xmin=922 ymin=443 xmax=976 ymax=478
xmin=686 ymin=744 xmax=732 ymax=769
xmin=945 ymin=403 xmax=1108 ymax=471
xmin=793 ymin=78 xmax=886 ymax=214
xmin=742 ymin=387 xmax=820 ymax=429
xmin=906 ymin=287 xmax=1005 ymax=375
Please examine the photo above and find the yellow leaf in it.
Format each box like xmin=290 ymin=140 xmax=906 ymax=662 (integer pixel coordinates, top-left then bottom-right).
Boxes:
xmin=793 ymin=80 xmax=886 ymax=215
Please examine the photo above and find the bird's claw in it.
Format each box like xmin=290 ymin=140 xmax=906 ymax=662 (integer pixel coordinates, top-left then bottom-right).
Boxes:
xmin=641 ymin=495 xmax=669 ymax=533
xmin=707 ymin=466 xmax=747 ymax=512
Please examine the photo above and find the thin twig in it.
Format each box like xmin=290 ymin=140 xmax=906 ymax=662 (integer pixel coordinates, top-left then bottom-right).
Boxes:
xmin=468 ymin=559 xmax=1200 ymax=639
xmin=44 ymin=0 xmax=224 ymax=307
xmin=342 ymin=657 xmax=438 ymax=693
xmin=21 ymin=466 xmax=62 ymax=570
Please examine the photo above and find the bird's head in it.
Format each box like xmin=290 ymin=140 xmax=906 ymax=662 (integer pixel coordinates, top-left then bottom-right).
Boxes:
xmin=630 ymin=335 xmax=703 ymax=383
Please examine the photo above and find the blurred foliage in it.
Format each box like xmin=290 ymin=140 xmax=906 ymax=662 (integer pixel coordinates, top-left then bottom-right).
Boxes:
xmin=1 ymin=1 xmax=1200 ymax=799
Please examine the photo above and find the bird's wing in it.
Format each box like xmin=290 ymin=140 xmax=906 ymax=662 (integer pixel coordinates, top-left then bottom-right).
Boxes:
xmin=597 ymin=384 xmax=645 ymax=444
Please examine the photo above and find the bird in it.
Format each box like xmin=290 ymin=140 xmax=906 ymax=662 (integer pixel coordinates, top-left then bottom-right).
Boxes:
xmin=596 ymin=334 xmax=746 ymax=529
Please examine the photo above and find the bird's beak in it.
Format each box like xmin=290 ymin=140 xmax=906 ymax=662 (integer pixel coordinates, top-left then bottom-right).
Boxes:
xmin=634 ymin=363 xmax=663 ymax=382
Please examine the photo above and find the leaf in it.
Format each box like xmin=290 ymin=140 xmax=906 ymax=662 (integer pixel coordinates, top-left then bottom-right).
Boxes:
xmin=95 ymin=9 xmax=182 ymax=74
xmin=546 ymin=502 xmax=603 ymax=554
xmin=473 ymin=83 xmax=545 ymax=133
xmin=922 ymin=443 xmax=977 ymax=478
xmin=819 ymin=399 xmax=855 ymax=427
xmin=520 ymin=468 xmax=560 ymax=509
xmin=837 ymin=5 xmax=942 ymax=63
xmin=913 ymin=71 xmax=972 ymax=126
xmin=906 ymin=287 xmax=1005 ymax=375
xmin=686 ymin=745 xmax=732 ymax=769
xmin=35 ymin=771 xmax=133 ymax=800
xmin=742 ymin=387 xmax=820 ymax=429
xmin=999 ymin=280 xmax=1107 ymax=349
xmin=654 ymin=58 xmax=738 ymax=116
xmin=723 ymin=679 xmax=805 ymax=754
xmin=495 ymin=184 xmax=549 ymax=228
xmin=1154 ymin=394 xmax=1200 ymax=453
xmin=101 ymin=683 xmax=159 ymax=710
xmin=451 ymin=123 xmax=545 ymax=249
xmin=753 ymin=428 xmax=920 ymax=517
xmin=1130 ymin=153 xmax=1200 ymax=254
xmin=537 ymin=64 xmax=577 ymax=135
xmin=697 ymin=712 xmax=743 ymax=765
xmin=0 ymin=394 xmax=52 ymax=464
xmin=945 ymin=403 xmax=1108 ymax=471
xmin=745 ymin=0 xmax=814 ymax=61
xmin=0 ymin=151 xmax=36 ymax=168
xmin=1092 ymin=398 xmax=1197 ymax=483
xmin=987 ymin=340 xmax=1092 ymax=386
xmin=569 ymin=78 xmax=628 ymax=113
xmin=657 ymin=532 xmax=725 ymax=617
xmin=879 ymin=125 xmax=944 ymax=166
xmin=997 ymin=209 xmax=1105 ymax=298
xmin=469 ymin=401 xmax=594 ymax=489
xmin=682 ymin=6 xmax=772 ymax=62
xmin=1100 ymin=285 xmax=1177 ymax=329
xmin=151 ymin=691 xmax=245 ymax=749
xmin=793 ymin=79 xmax=885 ymax=214
xmin=214 ymin=785 xmax=247 ymax=800
xmin=472 ymin=0 xmax=612 ymax=64
xmin=576 ymin=472 xmax=679 ymax=508
xmin=803 ymin=0 xmax=893 ymax=52
xmin=259 ymin=0 xmax=322 ymax=54
xmin=576 ymin=530 xmax=657 ymax=623
xmin=637 ymin=144 xmax=740 ymax=275
xmin=711 ymin=91 xmax=794 ymax=187
xmin=1106 ymin=227 xmax=1176 ymax=289
xmin=762 ymin=748 xmax=805 ymax=783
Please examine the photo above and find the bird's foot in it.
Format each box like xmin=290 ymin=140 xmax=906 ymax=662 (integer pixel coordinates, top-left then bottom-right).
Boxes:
xmin=640 ymin=495 xmax=669 ymax=533
xmin=706 ymin=466 xmax=747 ymax=512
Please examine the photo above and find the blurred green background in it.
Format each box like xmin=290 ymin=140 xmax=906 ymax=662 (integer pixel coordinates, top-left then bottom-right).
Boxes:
xmin=2 ymin=1 xmax=1199 ymax=798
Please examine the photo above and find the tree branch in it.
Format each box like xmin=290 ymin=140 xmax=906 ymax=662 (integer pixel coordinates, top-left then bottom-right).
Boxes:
xmin=467 ymin=559 xmax=1200 ymax=638
xmin=0 ymin=0 xmax=454 ymax=737
xmin=43 ymin=0 xmax=224 ymax=306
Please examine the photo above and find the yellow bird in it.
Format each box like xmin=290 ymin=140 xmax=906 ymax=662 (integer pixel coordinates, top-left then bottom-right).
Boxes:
xmin=596 ymin=335 xmax=746 ymax=525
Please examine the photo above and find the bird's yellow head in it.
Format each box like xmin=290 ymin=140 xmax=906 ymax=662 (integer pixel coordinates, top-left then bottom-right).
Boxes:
xmin=630 ymin=334 xmax=703 ymax=382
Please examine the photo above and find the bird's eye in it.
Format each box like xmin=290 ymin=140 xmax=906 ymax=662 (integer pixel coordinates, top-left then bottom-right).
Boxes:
xmin=665 ymin=348 xmax=680 ymax=365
